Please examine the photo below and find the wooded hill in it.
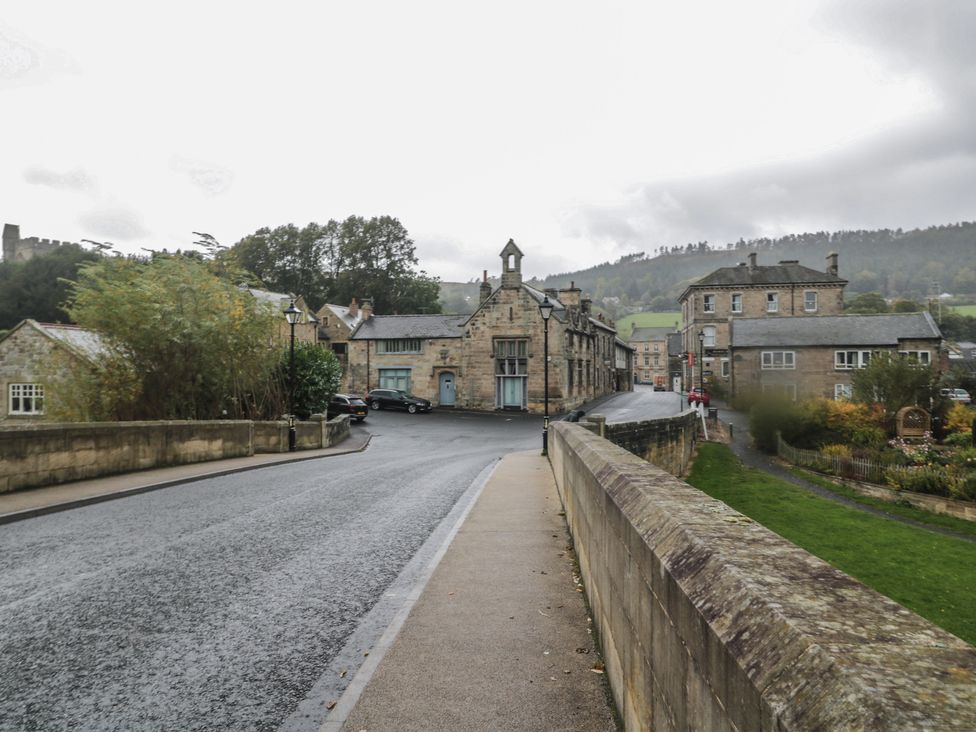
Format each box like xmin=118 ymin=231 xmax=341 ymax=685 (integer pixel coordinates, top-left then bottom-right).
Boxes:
xmin=439 ymin=222 xmax=976 ymax=316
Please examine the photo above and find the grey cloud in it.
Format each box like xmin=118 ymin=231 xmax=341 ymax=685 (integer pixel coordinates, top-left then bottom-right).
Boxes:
xmin=23 ymin=165 xmax=96 ymax=193
xmin=170 ymin=155 xmax=235 ymax=196
xmin=78 ymin=206 xmax=149 ymax=241
xmin=0 ymin=25 xmax=77 ymax=87
xmin=568 ymin=2 xmax=976 ymax=251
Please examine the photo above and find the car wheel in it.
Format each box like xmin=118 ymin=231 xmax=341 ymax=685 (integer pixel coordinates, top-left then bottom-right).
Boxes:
xmin=407 ymin=404 xmax=418 ymax=414
xmin=371 ymin=400 xmax=381 ymax=410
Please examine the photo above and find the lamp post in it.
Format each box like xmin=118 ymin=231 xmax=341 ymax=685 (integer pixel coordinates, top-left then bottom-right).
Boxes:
xmin=539 ymin=295 xmax=554 ymax=456
xmin=697 ymin=330 xmax=705 ymax=402
xmin=284 ymin=300 xmax=301 ymax=452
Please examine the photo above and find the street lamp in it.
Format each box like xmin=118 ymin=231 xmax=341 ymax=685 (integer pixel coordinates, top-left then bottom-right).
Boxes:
xmin=539 ymin=295 xmax=554 ymax=456
xmin=284 ymin=300 xmax=302 ymax=452
xmin=697 ymin=330 xmax=705 ymax=401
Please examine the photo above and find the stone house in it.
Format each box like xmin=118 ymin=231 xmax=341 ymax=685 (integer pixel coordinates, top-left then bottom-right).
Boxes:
xmin=316 ymin=298 xmax=372 ymax=379
xmin=346 ymin=314 xmax=468 ymax=401
xmin=344 ymin=240 xmax=632 ymax=413
xmin=0 ymin=319 xmax=105 ymax=421
xmin=246 ymin=288 xmax=319 ymax=345
xmin=678 ymin=251 xmax=847 ymax=391
xmin=629 ymin=326 xmax=676 ymax=387
xmin=729 ymin=312 xmax=943 ymax=401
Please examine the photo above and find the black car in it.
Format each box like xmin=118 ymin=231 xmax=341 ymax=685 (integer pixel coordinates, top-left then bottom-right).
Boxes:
xmin=327 ymin=393 xmax=369 ymax=422
xmin=366 ymin=389 xmax=432 ymax=414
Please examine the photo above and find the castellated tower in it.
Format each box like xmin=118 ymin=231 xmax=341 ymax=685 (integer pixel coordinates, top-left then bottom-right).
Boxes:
xmin=2 ymin=223 xmax=72 ymax=262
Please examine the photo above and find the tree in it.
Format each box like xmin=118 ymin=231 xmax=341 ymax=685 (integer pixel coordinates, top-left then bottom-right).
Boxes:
xmin=0 ymin=244 xmax=99 ymax=329
xmin=63 ymin=254 xmax=281 ymax=420
xmin=892 ymin=299 xmax=923 ymax=312
xmin=229 ymin=216 xmax=442 ymax=314
xmin=851 ymin=352 xmax=937 ymax=418
xmin=282 ymin=342 xmax=342 ymax=419
xmin=845 ymin=292 xmax=890 ymax=314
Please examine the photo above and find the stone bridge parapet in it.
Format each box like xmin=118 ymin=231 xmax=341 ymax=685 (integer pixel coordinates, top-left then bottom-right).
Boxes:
xmin=549 ymin=421 xmax=976 ymax=730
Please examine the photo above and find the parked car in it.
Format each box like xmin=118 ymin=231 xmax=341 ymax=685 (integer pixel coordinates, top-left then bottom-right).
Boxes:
xmin=687 ymin=387 xmax=710 ymax=407
xmin=653 ymin=383 xmax=666 ymax=392
xmin=941 ymin=388 xmax=972 ymax=404
xmin=327 ymin=393 xmax=369 ymax=422
xmin=366 ymin=389 xmax=433 ymax=414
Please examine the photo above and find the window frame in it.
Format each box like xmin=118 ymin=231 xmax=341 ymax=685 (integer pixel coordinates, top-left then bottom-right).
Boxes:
xmin=899 ymin=350 xmax=931 ymax=366
xmin=766 ymin=292 xmax=779 ymax=313
xmin=804 ymin=291 xmax=818 ymax=312
xmin=730 ymin=293 xmax=743 ymax=314
xmin=702 ymin=294 xmax=716 ymax=313
xmin=761 ymin=351 xmax=795 ymax=370
xmin=834 ymin=383 xmax=853 ymax=400
xmin=378 ymin=338 xmax=422 ymax=354
xmin=834 ymin=350 xmax=873 ymax=370
xmin=8 ymin=383 xmax=44 ymax=415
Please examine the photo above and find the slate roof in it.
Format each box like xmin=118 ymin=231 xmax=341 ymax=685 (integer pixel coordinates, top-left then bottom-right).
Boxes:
xmin=352 ymin=314 xmax=467 ymax=340
xmin=630 ymin=326 xmax=673 ymax=342
xmin=521 ymin=284 xmax=568 ymax=323
xmin=731 ymin=312 xmax=942 ymax=348
xmin=40 ymin=323 xmax=107 ymax=360
xmin=681 ymin=262 xmax=846 ymax=301
xmin=667 ymin=332 xmax=683 ymax=356
xmin=320 ymin=303 xmax=363 ymax=331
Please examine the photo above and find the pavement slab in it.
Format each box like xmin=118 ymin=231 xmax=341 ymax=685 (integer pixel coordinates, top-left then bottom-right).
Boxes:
xmin=338 ymin=450 xmax=618 ymax=732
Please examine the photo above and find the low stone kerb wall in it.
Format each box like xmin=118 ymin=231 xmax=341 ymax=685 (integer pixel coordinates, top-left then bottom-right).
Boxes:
xmin=0 ymin=416 xmax=351 ymax=494
xmin=549 ymin=421 xmax=976 ymax=730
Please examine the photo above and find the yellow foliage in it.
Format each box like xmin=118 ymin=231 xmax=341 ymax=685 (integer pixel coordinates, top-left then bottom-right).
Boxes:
xmin=821 ymin=444 xmax=853 ymax=458
xmin=946 ymin=402 xmax=975 ymax=435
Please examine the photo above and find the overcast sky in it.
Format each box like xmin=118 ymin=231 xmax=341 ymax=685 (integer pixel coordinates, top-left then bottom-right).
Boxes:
xmin=2 ymin=1 xmax=973 ymax=282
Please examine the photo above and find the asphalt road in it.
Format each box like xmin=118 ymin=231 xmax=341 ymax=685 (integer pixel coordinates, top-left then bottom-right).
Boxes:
xmin=0 ymin=409 xmax=541 ymax=732
xmin=587 ymin=384 xmax=687 ymax=424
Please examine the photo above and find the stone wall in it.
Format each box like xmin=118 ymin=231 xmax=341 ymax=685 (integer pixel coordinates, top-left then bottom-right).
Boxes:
xmin=0 ymin=416 xmax=352 ymax=493
xmin=548 ymin=422 xmax=976 ymax=730
xmin=0 ymin=321 xmax=81 ymax=420
xmin=598 ymin=410 xmax=698 ymax=476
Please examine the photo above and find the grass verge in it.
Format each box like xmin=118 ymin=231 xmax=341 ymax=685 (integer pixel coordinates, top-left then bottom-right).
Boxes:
xmin=687 ymin=443 xmax=976 ymax=645
xmin=789 ymin=467 xmax=976 ymax=540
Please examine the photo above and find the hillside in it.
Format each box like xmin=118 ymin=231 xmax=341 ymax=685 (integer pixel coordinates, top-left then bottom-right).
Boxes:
xmin=439 ymin=222 xmax=976 ymax=317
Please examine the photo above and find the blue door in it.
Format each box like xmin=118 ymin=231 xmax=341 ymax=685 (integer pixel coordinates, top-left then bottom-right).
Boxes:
xmin=439 ymin=372 xmax=456 ymax=406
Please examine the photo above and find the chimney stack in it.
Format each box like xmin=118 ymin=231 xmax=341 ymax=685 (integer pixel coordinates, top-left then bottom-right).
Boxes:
xmin=826 ymin=252 xmax=839 ymax=276
xmin=361 ymin=298 xmax=373 ymax=321
xmin=748 ymin=252 xmax=757 ymax=271
xmin=559 ymin=280 xmax=581 ymax=309
xmin=348 ymin=297 xmax=359 ymax=318
xmin=479 ymin=270 xmax=492 ymax=303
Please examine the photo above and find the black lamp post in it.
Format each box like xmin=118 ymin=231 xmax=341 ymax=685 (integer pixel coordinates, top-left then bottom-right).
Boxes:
xmin=284 ymin=300 xmax=301 ymax=452
xmin=539 ymin=295 xmax=554 ymax=456
xmin=697 ymin=330 xmax=705 ymax=402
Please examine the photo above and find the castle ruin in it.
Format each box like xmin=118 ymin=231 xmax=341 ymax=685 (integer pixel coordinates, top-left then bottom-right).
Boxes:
xmin=2 ymin=223 xmax=77 ymax=263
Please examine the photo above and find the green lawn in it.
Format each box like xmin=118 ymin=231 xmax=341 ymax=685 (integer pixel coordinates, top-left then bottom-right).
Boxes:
xmin=615 ymin=311 xmax=681 ymax=337
xmin=687 ymin=443 xmax=976 ymax=645
xmin=951 ymin=304 xmax=976 ymax=317
xmin=790 ymin=468 xmax=976 ymax=540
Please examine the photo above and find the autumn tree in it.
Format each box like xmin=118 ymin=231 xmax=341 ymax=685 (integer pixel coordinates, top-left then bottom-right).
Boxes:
xmin=850 ymin=352 xmax=938 ymax=418
xmin=62 ymin=254 xmax=282 ymax=420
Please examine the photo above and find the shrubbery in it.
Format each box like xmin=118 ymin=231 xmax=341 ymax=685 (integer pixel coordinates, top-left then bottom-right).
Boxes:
xmin=749 ymin=397 xmax=885 ymax=453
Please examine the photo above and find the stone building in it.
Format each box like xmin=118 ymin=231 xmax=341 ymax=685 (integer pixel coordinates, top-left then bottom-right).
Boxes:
xmin=678 ymin=251 xmax=847 ymax=392
xmin=629 ymin=326 xmax=676 ymax=387
xmin=316 ymin=297 xmax=372 ymax=379
xmin=345 ymin=240 xmax=632 ymax=413
xmin=2 ymin=223 xmax=74 ymax=262
xmin=729 ymin=312 xmax=943 ymax=401
xmin=0 ymin=319 xmax=105 ymax=421
xmin=246 ymin=288 xmax=318 ymax=345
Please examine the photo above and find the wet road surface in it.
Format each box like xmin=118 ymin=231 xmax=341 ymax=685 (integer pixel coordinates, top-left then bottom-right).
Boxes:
xmin=0 ymin=409 xmax=540 ymax=731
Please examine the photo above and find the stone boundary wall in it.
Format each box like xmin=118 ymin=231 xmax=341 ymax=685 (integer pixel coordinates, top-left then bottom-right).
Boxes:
xmin=589 ymin=410 xmax=698 ymax=476
xmin=821 ymin=472 xmax=976 ymax=523
xmin=0 ymin=416 xmax=351 ymax=493
xmin=548 ymin=422 xmax=976 ymax=731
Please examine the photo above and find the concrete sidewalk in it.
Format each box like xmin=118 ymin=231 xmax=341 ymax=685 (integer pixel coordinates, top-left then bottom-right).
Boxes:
xmin=0 ymin=426 xmax=371 ymax=524
xmin=335 ymin=450 xmax=618 ymax=732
